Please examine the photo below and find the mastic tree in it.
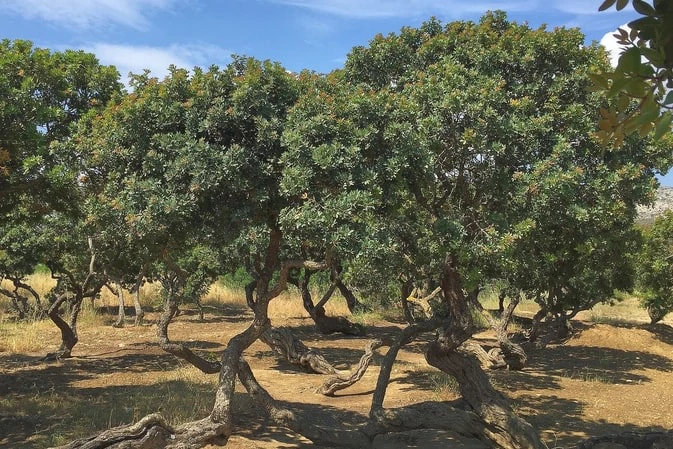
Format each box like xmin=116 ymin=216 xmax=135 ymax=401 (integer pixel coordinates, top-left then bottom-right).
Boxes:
xmin=280 ymin=12 xmax=670 ymax=448
xmin=0 ymin=39 xmax=121 ymax=215
xmin=0 ymin=40 xmax=121 ymax=325
xmin=62 ymin=58 xmax=328 ymax=447
xmin=593 ymin=0 xmax=673 ymax=145
xmin=636 ymin=210 xmax=673 ymax=323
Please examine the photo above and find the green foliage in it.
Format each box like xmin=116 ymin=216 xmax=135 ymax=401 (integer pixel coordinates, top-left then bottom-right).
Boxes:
xmin=282 ymin=11 xmax=668 ymax=319
xmin=0 ymin=39 xmax=121 ymax=215
xmin=219 ymin=267 xmax=254 ymax=290
xmin=636 ymin=210 xmax=673 ymax=323
xmin=594 ymin=0 xmax=673 ymax=146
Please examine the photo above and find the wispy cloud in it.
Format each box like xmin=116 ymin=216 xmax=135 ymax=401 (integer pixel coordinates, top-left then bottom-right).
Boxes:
xmin=0 ymin=0 xmax=177 ymax=30
xmin=269 ymin=0 xmax=633 ymax=20
xmin=269 ymin=0 xmax=533 ymax=19
xmin=85 ymin=43 xmax=231 ymax=84
xmin=549 ymin=0 xmax=630 ymax=16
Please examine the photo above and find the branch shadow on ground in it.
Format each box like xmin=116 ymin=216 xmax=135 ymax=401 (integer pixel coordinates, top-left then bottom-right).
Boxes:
xmin=514 ymin=394 xmax=671 ymax=449
xmin=0 ymin=376 xmax=219 ymax=449
xmin=525 ymin=344 xmax=672 ymax=384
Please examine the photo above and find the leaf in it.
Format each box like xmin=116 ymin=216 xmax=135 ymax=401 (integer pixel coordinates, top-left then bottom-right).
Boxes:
xmin=628 ymin=16 xmax=657 ymax=31
xmin=598 ymin=0 xmax=618 ymax=11
xmin=616 ymin=47 xmax=642 ymax=74
xmin=616 ymin=94 xmax=631 ymax=112
xmin=654 ymin=113 xmax=673 ymax=140
xmin=588 ymin=73 xmax=609 ymax=89
xmin=633 ymin=0 xmax=657 ymax=16
xmin=640 ymin=47 xmax=665 ymax=67
xmin=663 ymin=90 xmax=673 ymax=106
xmin=608 ymin=76 xmax=632 ymax=97
xmin=616 ymin=0 xmax=629 ymax=10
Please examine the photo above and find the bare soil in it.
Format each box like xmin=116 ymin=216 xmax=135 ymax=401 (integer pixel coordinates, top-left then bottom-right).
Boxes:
xmin=2 ymin=308 xmax=673 ymax=449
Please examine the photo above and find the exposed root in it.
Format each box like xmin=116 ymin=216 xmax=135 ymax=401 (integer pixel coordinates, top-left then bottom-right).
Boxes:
xmin=54 ymin=413 xmax=174 ymax=449
xmin=260 ymin=326 xmax=339 ymax=374
xmin=318 ymin=339 xmax=383 ymax=396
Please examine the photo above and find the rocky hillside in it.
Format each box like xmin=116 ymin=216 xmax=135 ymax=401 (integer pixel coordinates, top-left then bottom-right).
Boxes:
xmin=637 ymin=186 xmax=673 ymax=224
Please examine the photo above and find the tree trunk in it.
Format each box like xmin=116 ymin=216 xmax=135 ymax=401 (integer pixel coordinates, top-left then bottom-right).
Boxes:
xmin=112 ymin=282 xmax=125 ymax=328
xmin=260 ymin=326 xmax=339 ymax=374
xmin=133 ymin=288 xmax=144 ymax=326
xmin=426 ymin=255 xmax=544 ymax=449
xmin=335 ymin=278 xmax=362 ymax=313
xmin=399 ymin=279 xmax=415 ymax=324
xmin=45 ymin=293 xmax=81 ymax=359
xmin=426 ymin=342 xmax=544 ymax=449
xmin=318 ymin=339 xmax=383 ymax=396
xmin=156 ymin=293 xmax=221 ymax=374
xmin=295 ymin=269 xmax=364 ymax=336
xmin=470 ymin=293 xmax=528 ymax=370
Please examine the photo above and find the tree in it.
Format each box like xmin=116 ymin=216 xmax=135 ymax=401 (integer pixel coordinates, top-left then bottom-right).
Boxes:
xmin=593 ymin=0 xmax=673 ymax=145
xmin=636 ymin=210 xmax=673 ymax=323
xmin=281 ymin=12 xmax=670 ymax=448
xmin=0 ymin=40 xmax=121 ymax=327
xmin=0 ymin=39 xmax=121 ymax=215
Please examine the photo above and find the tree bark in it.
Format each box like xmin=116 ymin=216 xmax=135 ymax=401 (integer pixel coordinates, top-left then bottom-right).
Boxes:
xmin=425 ymin=255 xmax=544 ymax=449
xmin=45 ymin=293 xmax=80 ymax=359
xmin=133 ymin=288 xmax=144 ymax=326
xmin=399 ymin=278 xmax=415 ymax=324
xmin=470 ymin=293 xmax=528 ymax=370
xmin=318 ymin=339 xmax=383 ymax=396
xmin=370 ymin=318 xmax=443 ymax=415
xmin=156 ymin=294 xmax=221 ymax=374
xmin=293 ymin=269 xmax=364 ymax=336
xmin=260 ymin=326 xmax=339 ymax=374
xmin=112 ymin=281 xmax=125 ymax=328
xmin=426 ymin=343 xmax=544 ymax=449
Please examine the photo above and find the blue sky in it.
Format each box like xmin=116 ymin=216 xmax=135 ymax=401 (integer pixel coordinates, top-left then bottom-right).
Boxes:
xmin=2 ymin=0 xmax=668 ymax=184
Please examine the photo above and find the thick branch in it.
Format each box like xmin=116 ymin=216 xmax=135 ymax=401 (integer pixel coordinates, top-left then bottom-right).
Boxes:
xmin=318 ymin=339 xmax=383 ymax=396
xmin=157 ymin=296 xmax=221 ymax=374
xmin=370 ymin=318 xmax=443 ymax=415
xmin=260 ymin=326 xmax=338 ymax=374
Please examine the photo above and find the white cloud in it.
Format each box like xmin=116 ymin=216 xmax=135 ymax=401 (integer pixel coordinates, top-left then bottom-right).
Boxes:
xmin=270 ymin=0 xmax=533 ymax=19
xmin=599 ymin=24 xmax=631 ymax=67
xmin=269 ymin=0 xmax=635 ymax=20
xmin=0 ymin=0 xmax=177 ymax=30
xmin=86 ymin=43 xmax=231 ymax=85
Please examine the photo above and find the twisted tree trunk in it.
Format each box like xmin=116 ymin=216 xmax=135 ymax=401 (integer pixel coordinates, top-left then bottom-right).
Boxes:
xmin=110 ymin=281 xmax=125 ymax=328
xmin=260 ymin=326 xmax=339 ymax=374
xmin=426 ymin=256 xmax=544 ymax=449
xmin=292 ymin=269 xmax=364 ymax=336
xmin=318 ymin=338 xmax=383 ymax=396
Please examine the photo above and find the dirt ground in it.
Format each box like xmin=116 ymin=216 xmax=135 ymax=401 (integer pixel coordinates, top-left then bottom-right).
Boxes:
xmin=1 ymin=307 xmax=673 ymax=449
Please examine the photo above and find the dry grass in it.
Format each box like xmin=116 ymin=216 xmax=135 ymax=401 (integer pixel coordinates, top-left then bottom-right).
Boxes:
xmin=578 ymin=295 xmax=671 ymax=325
xmin=202 ymin=282 xmax=353 ymax=320
xmin=1 ymin=362 xmax=217 ymax=448
xmin=0 ymin=319 xmax=57 ymax=353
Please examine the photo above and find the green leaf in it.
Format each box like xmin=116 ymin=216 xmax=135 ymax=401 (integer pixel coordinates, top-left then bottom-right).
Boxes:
xmin=663 ymin=90 xmax=673 ymax=106
xmin=633 ymin=0 xmax=657 ymax=16
xmin=640 ymin=47 xmax=665 ymax=67
xmin=616 ymin=94 xmax=631 ymax=112
xmin=588 ymin=72 xmax=609 ymax=89
xmin=654 ymin=113 xmax=673 ymax=140
xmin=616 ymin=0 xmax=629 ymax=10
xmin=598 ymin=0 xmax=618 ymax=11
xmin=616 ymin=47 xmax=642 ymax=73
xmin=628 ymin=16 xmax=657 ymax=31
xmin=608 ymin=75 xmax=632 ymax=97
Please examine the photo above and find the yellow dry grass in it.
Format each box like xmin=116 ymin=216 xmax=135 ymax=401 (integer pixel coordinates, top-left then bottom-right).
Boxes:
xmin=203 ymin=282 xmax=352 ymax=320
